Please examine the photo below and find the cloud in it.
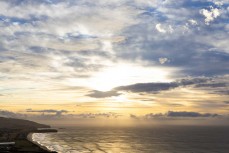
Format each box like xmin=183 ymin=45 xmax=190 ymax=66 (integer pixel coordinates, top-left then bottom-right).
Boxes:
xmin=0 ymin=110 xmax=26 ymax=118
xmin=0 ymin=109 xmax=226 ymax=123
xmin=215 ymin=90 xmax=229 ymax=95
xmin=166 ymin=111 xmax=219 ymax=117
xmin=130 ymin=114 xmax=139 ymax=119
xmin=86 ymin=90 xmax=121 ymax=98
xmin=25 ymin=109 xmax=121 ymax=119
xmin=188 ymin=19 xmax=198 ymax=25
xmin=26 ymin=109 xmax=69 ymax=116
xmin=114 ymin=77 xmax=209 ymax=93
xmin=159 ymin=57 xmax=169 ymax=64
xmin=214 ymin=1 xmax=224 ymax=6
xmin=86 ymin=76 xmax=229 ymax=99
xmin=195 ymin=83 xmax=227 ymax=88
xmin=71 ymin=112 xmax=121 ymax=119
xmin=114 ymin=0 xmax=229 ymax=77
xmin=130 ymin=111 xmax=221 ymax=120
xmin=115 ymin=82 xmax=179 ymax=93
xmin=0 ymin=109 xmax=122 ymax=121
xmin=163 ymin=103 xmax=184 ymax=107
xmin=200 ymin=7 xmax=221 ymax=25
xmin=0 ymin=0 xmax=142 ymax=98
xmin=86 ymin=77 xmax=225 ymax=98
xmin=192 ymin=75 xmax=229 ymax=95
xmin=155 ymin=24 xmax=166 ymax=33
xmin=0 ymin=0 xmax=229 ymax=107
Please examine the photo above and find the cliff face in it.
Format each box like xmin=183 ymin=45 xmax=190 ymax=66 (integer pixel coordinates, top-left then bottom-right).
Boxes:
xmin=0 ymin=117 xmax=50 ymax=129
xmin=0 ymin=117 xmax=57 ymax=152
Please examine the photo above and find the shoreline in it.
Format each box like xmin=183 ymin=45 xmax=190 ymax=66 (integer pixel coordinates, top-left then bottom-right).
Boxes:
xmin=0 ymin=117 xmax=58 ymax=152
xmin=27 ymin=133 xmax=56 ymax=153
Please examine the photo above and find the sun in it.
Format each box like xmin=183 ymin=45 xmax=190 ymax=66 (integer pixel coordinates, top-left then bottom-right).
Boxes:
xmin=86 ymin=63 xmax=175 ymax=91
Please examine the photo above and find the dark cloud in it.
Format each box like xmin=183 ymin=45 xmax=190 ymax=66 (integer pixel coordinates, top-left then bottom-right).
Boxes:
xmin=72 ymin=112 xmax=121 ymax=119
xmin=87 ymin=76 xmax=229 ymax=98
xmin=144 ymin=113 xmax=164 ymax=119
xmin=0 ymin=109 xmax=121 ymax=120
xmin=131 ymin=111 xmax=220 ymax=120
xmin=0 ymin=110 xmax=26 ymax=118
xmin=191 ymin=76 xmax=229 ymax=95
xmin=215 ymin=90 xmax=229 ymax=95
xmin=86 ymin=90 xmax=121 ymax=98
xmin=191 ymin=100 xmax=228 ymax=109
xmin=130 ymin=114 xmax=139 ymax=119
xmin=26 ymin=109 xmax=69 ymax=116
xmin=115 ymin=82 xmax=179 ymax=93
xmin=195 ymin=83 xmax=227 ymax=88
xmin=178 ymin=78 xmax=211 ymax=86
xmin=118 ymin=34 xmax=229 ymax=76
xmin=164 ymin=103 xmax=184 ymax=107
xmin=167 ymin=111 xmax=219 ymax=118
xmin=113 ymin=77 xmax=209 ymax=93
xmin=87 ymin=77 xmax=228 ymax=98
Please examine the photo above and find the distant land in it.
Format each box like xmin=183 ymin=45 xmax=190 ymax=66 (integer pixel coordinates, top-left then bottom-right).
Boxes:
xmin=0 ymin=117 xmax=57 ymax=153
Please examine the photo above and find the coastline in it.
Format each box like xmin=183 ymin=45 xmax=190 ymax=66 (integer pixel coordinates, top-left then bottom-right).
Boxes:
xmin=27 ymin=133 xmax=54 ymax=153
xmin=0 ymin=117 xmax=58 ymax=152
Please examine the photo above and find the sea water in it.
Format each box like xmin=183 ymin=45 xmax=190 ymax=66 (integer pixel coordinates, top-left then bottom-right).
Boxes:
xmin=32 ymin=125 xmax=229 ymax=153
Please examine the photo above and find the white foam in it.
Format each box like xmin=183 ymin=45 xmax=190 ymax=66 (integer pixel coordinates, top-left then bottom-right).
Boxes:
xmin=31 ymin=133 xmax=67 ymax=153
xmin=31 ymin=132 xmax=89 ymax=153
xmin=32 ymin=133 xmax=46 ymax=142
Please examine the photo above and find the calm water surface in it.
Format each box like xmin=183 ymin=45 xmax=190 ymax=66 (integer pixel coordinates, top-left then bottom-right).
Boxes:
xmin=32 ymin=125 xmax=229 ymax=153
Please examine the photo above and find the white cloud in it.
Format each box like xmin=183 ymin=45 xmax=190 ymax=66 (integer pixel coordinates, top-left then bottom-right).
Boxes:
xmin=159 ymin=58 xmax=169 ymax=64
xmin=214 ymin=1 xmax=224 ymax=6
xmin=155 ymin=24 xmax=174 ymax=34
xmin=188 ymin=19 xmax=198 ymax=25
xmin=0 ymin=0 xmax=229 ymax=107
xmin=168 ymin=25 xmax=174 ymax=33
xmin=200 ymin=7 xmax=221 ymax=25
xmin=155 ymin=24 xmax=166 ymax=33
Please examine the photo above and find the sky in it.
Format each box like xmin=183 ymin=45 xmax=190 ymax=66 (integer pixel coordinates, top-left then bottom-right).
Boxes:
xmin=0 ymin=0 xmax=229 ymax=125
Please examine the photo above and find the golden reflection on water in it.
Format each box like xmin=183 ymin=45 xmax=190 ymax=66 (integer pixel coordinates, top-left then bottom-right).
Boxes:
xmin=32 ymin=126 xmax=229 ymax=153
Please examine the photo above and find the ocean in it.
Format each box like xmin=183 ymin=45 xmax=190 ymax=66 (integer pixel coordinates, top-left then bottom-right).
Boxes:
xmin=32 ymin=125 xmax=229 ymax=153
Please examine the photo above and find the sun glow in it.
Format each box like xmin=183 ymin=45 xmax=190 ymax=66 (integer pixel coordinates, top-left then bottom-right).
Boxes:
xmin=113 ymin=94 xmax=129 ymax=102
xmin=86 ymin=63 xmax=175 ymax=91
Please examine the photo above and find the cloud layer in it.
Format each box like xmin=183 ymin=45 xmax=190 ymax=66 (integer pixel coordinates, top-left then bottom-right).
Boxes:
xmin=130 ymin=111 xmax=220 ymax=120
xmin=0 ymin=0 xmax=229 ymax=115
xmin=87 ymin=76 xmax=229 ymax=97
